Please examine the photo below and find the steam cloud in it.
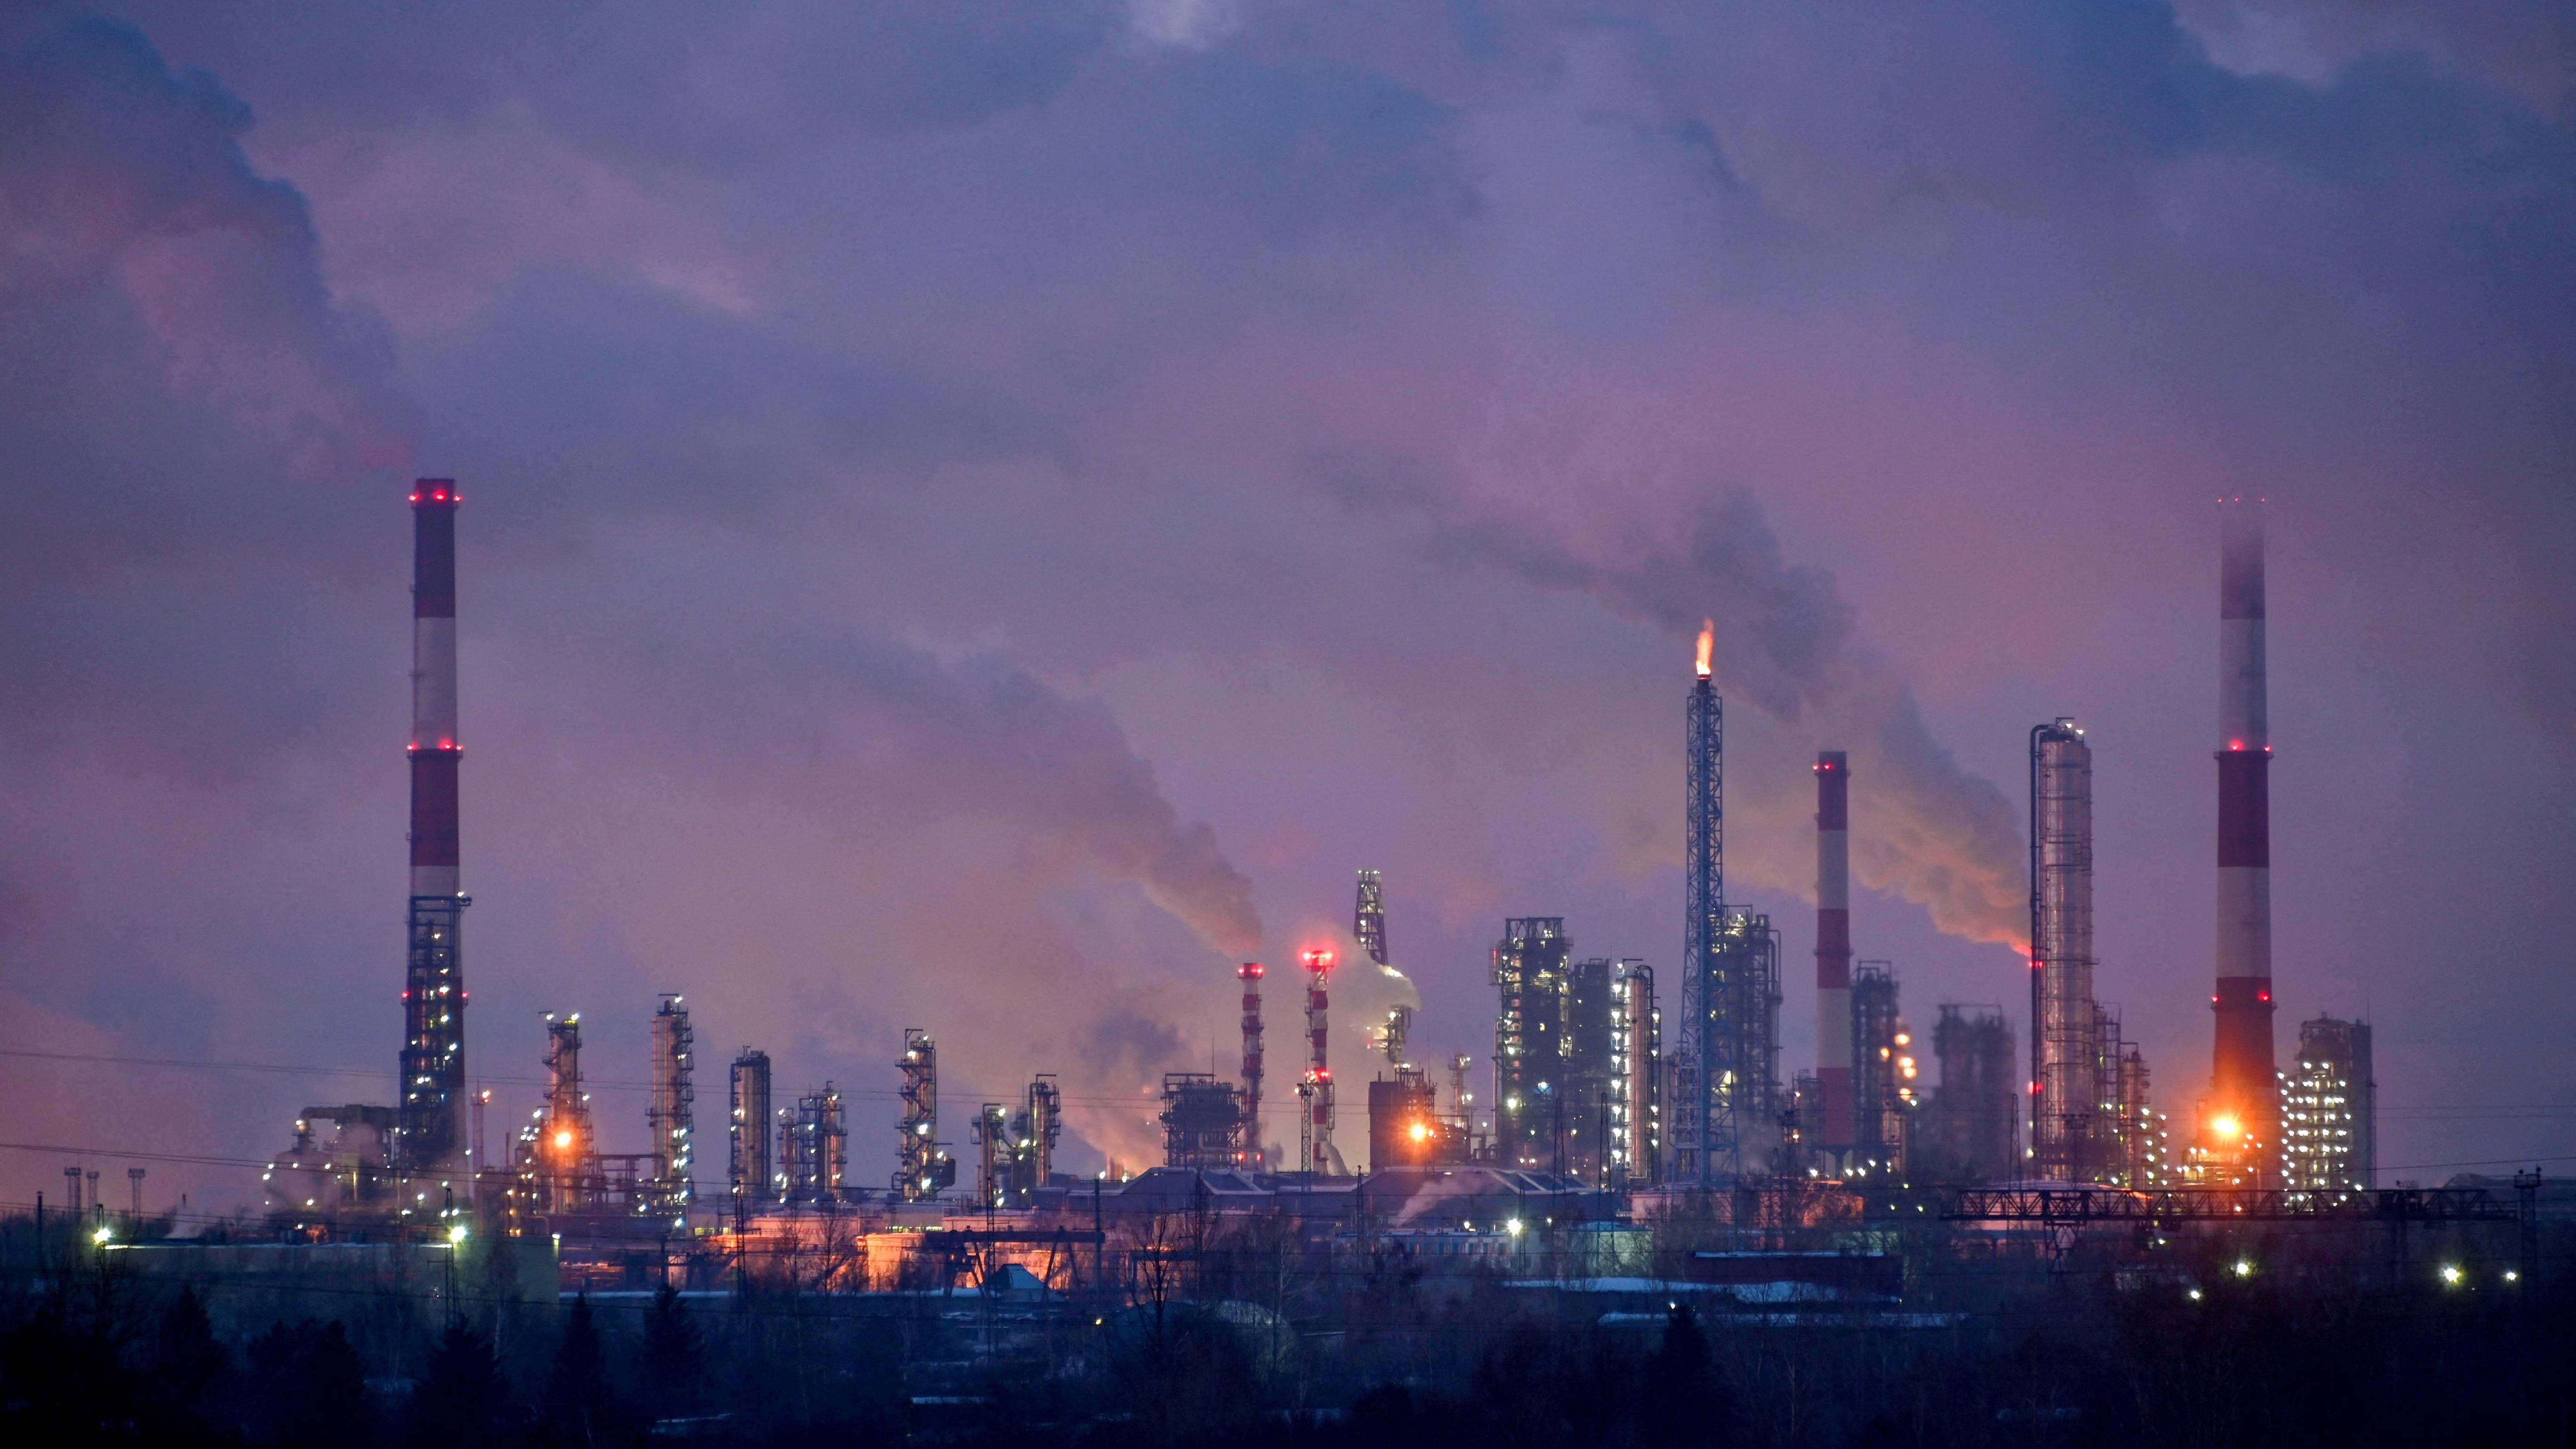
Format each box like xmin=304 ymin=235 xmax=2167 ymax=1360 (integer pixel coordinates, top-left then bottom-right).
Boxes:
xmin=1453 ymin=494 xmax=2028 ymax=948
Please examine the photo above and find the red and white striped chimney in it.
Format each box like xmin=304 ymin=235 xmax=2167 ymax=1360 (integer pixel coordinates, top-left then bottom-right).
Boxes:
xmin=409 ymin=480 xmax=462 ymax=899
xmin=1814 ymin=752 xmax=1853 ymax=1156
xmin=2209 ymin=499 xmax=2277 ymax=1175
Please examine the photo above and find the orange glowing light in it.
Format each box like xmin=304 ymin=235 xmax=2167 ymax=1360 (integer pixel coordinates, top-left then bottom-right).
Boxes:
xmin=552 ymin=1130 xmax=574 ymax=1151
xmin=2209 ymin=1114 xmax=2241 ymax=1141
xmin=1409 ymin=1122 xmax=1431 ymax=1143
xmin=1695 ymin=620 xmax=1715 ymax=678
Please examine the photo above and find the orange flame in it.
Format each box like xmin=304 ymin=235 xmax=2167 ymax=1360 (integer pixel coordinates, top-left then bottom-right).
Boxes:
xmin=1694 ymin=620 xmax=1714 ymax=678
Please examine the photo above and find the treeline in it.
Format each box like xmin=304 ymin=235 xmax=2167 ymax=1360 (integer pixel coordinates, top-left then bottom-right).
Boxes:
xmin=4 ymin=1242 xmax=2574 ymax=1446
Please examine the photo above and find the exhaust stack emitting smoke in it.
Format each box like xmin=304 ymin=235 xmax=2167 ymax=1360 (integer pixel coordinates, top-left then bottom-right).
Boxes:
xmin=1479 ymin=496 xmax=2027 ymax=950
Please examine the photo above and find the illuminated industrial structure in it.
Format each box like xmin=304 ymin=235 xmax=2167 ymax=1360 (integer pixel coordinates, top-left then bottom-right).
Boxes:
xmin=1849 ymin=963 xmax=1912 ymax=1178
xmin=1238 ymin=963 xmax=1266 ymax=1168
xmin=895 ymin=1029 xmax=952 ymax=1201
xmin=1611 ymin=962 xmax=1659 ymax=1186
xmin=975 ymin=1102 xmax=1010 ymax=1209
xmin=1493 ymin=917 xmax=1571 ymax=1171
xmin=2029 ymin=718 xmax=2101 ymax=1182
xmin=1355 ymin=868 xmax=1388 ymax=967
xmin=729 ymin=1049 xmax=773 ymax=1207
xmin=1005 ymin=1075 xmax=1062 ymax=1203
xmin=2283 ymin=1016 xmax=2374 ymax=1192
xmin=399 ymin=480 xmax=470 ymax=1174
xmin=1300 ymin=948 xmax=1339 ymax=1173
xmin=1914 ymin=1004 xmax=2017 ymax=1183
xmin=782 ymin=1084 xmax=846 ymax=1203
xmin=1159 ymin=1073 xmax=1244 ymax=1169
xmin=1680 ymin=623 xmax=1782 ymax=1184
xmin=2201 ymin=500 xmax=2280 ymax=1182
xmin=1813 ymin=752 xmax=1855 ymax=1162
xmin=646 ymin=995 xmax=694 ymax=1217
xmin=1367 ymin=1067 xmax=1455 ymax=1170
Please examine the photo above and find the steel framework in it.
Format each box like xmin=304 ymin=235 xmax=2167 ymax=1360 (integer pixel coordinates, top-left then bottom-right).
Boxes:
xmin=1680 ymin=654 xmax=1781 ymax=1184
xmin=1942 ymin=1186 xmax=2511 ymax=1224
xmin=646 ymin=994 xmax=694 ymax=1216
xmin=729 ymin=1049 xmax=773 ymax=1204
xmin=896 ymin=1029 xmax=947 ymax=1201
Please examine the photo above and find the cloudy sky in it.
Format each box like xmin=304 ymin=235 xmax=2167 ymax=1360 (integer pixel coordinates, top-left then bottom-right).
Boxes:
xmin=1 ymin=0 xmax=2570 ymax=1208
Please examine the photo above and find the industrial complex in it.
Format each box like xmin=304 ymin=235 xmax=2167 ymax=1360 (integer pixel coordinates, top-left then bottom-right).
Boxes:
xmin=15 ymin=481 xmax=2557 ymax=1449
xmin=207 ymin=484 xmax=2446 ymax=1279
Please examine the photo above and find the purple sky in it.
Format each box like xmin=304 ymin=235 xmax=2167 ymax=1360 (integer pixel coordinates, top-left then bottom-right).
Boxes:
xmin=2 ymin=0 xmax=2571 ymax=1208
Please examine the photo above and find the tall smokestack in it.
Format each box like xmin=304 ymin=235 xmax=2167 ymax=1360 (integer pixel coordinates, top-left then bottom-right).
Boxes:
xmin=2208 ymin=501 xmax=2278 ymax=1178
xmin=398 ymin=480 xmax=468 ymax=1172
xmin=1813 ymin=752 xmax=1853 ymax=1158
xmin=1301 ymin=948 xmax=1336 ymax=1173
xmin=1238 ymin=963 xmax=1265 ymax=1169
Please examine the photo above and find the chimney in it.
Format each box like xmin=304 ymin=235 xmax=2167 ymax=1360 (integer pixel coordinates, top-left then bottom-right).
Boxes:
xmin=1814 ymin=752 xmax=1853 ymax=1158
xmin=2208 ymin=500 xmax=2278 ymax=1179
xmin=397 ymin=480 xmax=469 ymax=1170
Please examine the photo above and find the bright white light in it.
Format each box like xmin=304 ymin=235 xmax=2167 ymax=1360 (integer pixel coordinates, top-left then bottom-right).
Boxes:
xmin=2440 ymin=1264 xmax=2464 ymax=1286
xmin=92 ymin=1227 xmax=112 ymax=1246
xmin=2504 ymin=1270 xmax=2521 ymax=1283
xmin=1505 ymin=1218 xmax=1524 ymax=1237
xmin=2187 ymin=1289 xmax=2203 ymax=1301
xmin=2232 ymin=1259 xmax=2253 ymax=1278
xmin=447 ymin=1224 xmax=470 ymax=1245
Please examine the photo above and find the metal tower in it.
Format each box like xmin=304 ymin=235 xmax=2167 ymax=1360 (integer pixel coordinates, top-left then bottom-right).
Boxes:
xmin=1238 ymin=963 xmax=1265 ymax=1168
xmin=896 ymin=1029 xmax=948 ymax=1201
xmin=1680 ymin=624 xmax=1781 ymax=1183
xmin=648 ymin=995 xmax=694 ymax=1215
xmin=729 ymin=1049 xmax=773 ymax=1205
xmin=1301 ymin=948 xmax=1336 ymax=1173
xmin=1354 ymin=869 xmax=1388 ymax=966
xmin=2030 ymin=719 xmax=2100 ymax=1182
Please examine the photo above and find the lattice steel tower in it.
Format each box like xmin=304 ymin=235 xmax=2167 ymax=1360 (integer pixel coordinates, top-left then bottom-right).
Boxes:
xmin=1680 ymin=624 xmax=1781 ymax=1183
xmin=1354 ymin=869 xmax=1388 ymax=966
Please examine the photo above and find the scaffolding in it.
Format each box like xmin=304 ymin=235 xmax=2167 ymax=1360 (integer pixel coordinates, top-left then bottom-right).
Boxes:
xmin=646 ymin=995 xmax=694 ymax=1218
xmin=2030 ymin=719 xmax=2100 ymax=1182
xmin=729 ymin=1049 xmax=773 ymax=1205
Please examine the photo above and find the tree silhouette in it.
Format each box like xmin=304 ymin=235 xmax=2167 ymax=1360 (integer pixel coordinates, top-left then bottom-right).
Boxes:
xmin=409 ymin=1320 xmax=506 ymax=1446
xmin=544 ymin=1294 xmax=614 ymax=1447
